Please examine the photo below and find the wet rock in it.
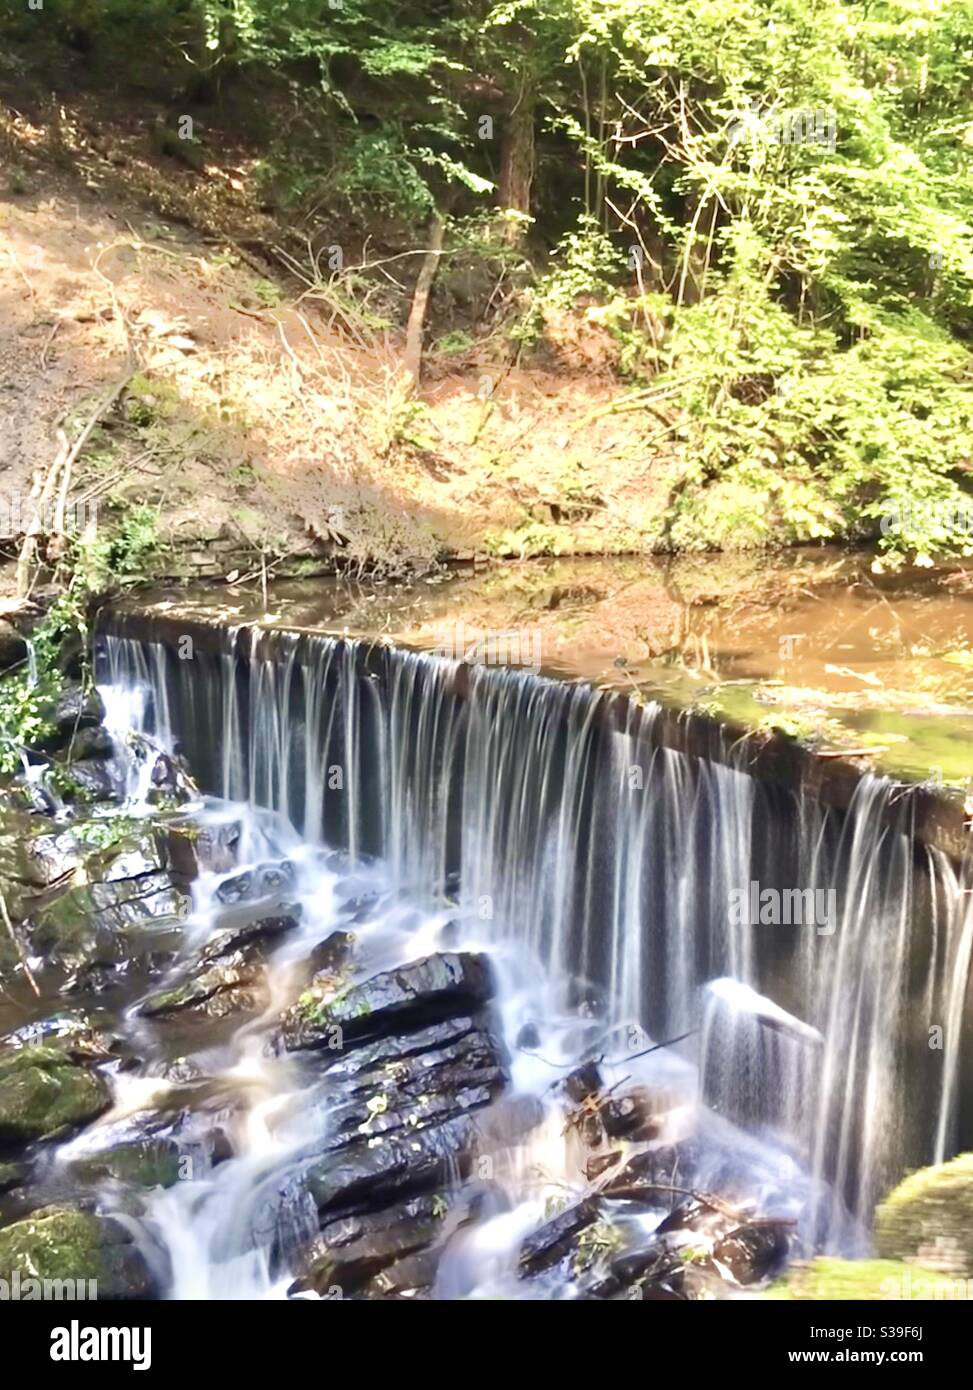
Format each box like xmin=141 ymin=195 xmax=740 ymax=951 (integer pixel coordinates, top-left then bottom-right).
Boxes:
xmin=336 ymin=889 xmax=382 ymax=919
xmin=0 ymin=619 xmax=28 ymax=673
xmin=315 ymin=1026 xmax=506 ymax=1154
xmin=60 ymin=726 xmax=115 ymax=762
xmin=515 ymin=1021 xmax=541 ymax=1050
xmin=0 ymin=1045 xmax=110 ymax=1144
xmin=710 ymin=1221 xmax=790 ymax=1284
xmin=282 ymin=952 xmax=494 ymax=1051
xmin=147 ymin=750 xmax=196 ymax=806
xmin=26 ymin=871 xmax=192 ymax=974
xmin=35 ymin=684 xmax=106 ymax=753
xmin=292 ymin=1189 xmax=466 ymax=1297
xmin=519 ymin=1198 xmax=602 ymax=1276
xmin=315 ymin=1015 xmax=483 ymax=1077
xmin=566 ymin=977 xmax=608 ymax=1018
xmin=68 ymin=1137 xmax=184 ymax=1190
xmin=564 ymin=1061 xmax=602 ymax=1103
xmin=304 ymin=1096 xmax=540 ymax=1221
xmin=165 ymin=819 xmax=241 ymax=877
xmin=216 ymin=860 xmax=297 ymax=906
xmin=1 ymin=1013 xmax=101 ymax=1053
xmin=437 ymin=919 xmax=462 ymax=949
xmin=0 ymin=1204 xmax=160 ymax=1298
xmin=137 ymin=911 xmax=298 ymax=1021
xmin=199 ymin=910 xmax=301 ymax=967
xmin=358 ymin=1247 xmax=440 ymax=1299
xmin=308 ymin=930 xmax=355 ymax=977
xmin=138 ymin=957 xmax=261 ymax=1020
xmin=7 ymin=779 xmax=59 ymax=817
xmin=601 ymin=1140 xmax=701 ymax=1208
xmin=23 ymin=829 xmax=85 ymax=888
xmin=53 ymin=756 xmax=127 ymax=805
xmin=585 ymin=1151 xmax=622 ymax=1182
xmin=610 ymin=1196 xmax=792 ymax=1292
xmin=601 ymin=1086 xmax=663 ymax=1142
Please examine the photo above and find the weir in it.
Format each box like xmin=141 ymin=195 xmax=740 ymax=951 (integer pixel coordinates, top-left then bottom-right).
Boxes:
xmin=95 ymin=609 xmax=973 ymax=1253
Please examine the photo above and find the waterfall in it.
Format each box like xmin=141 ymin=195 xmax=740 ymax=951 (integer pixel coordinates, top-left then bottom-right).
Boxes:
xmin=95 ymin=613 xmax=973 ymax=1246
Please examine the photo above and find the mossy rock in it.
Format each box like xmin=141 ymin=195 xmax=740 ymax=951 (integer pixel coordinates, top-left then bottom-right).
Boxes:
xmin=0 ymin=1045 xmax=110 ymax=1143
xmin=70 ymin=1138 xmax=182 ymax=1190
xmin=0 ymin=1205 xmax=106 ymax=1285
xmin=0 ymin=1160 xmax=24 ymax=1192
xmin=765 ymin=1257 xmax=971 ymax=1300
xmin=875 ymin=1153 xmax=973 ymax=1276
xmin=0 ymin=1205 xmax=158 ymax=1298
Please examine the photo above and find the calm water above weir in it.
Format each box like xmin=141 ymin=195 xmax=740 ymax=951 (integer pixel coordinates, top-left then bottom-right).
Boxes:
xmin=127 ymin=548 xmax=973 ymax=787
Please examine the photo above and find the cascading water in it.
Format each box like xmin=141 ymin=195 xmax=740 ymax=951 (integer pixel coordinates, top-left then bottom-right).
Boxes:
xmin=79 ymin=612 xmax=973 ymax=1294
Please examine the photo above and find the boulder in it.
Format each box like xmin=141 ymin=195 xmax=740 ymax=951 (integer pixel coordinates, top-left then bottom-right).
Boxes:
xmin=0 ymin=1045 xmax=110 ymax=1144
xmin=563 ymin=1061 xmax=602 ymax=1103
xmin=601 ymin=1086 xmax=663 ymax=1142
xmin=0 ymin=619 xmax=28 ymax=673
xmin=0 ymin=1205 xmax=159 ymax=1298
xmin=59 ymin=726 xmax=115 ymax=762
xmin=876 ymin=1153 xmax=973 ymax=1276
xmin=68 ymin=1137 xmax=184 ymax=1190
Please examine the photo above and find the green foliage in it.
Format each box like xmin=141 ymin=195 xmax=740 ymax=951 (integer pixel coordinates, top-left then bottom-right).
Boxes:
xmin=79 ymin=505 xmax=162 ymax=586
xmin=6 ymin=0 xmax=973 ymax=557
xmin=0 ymin=591 xmax=91 ymax=776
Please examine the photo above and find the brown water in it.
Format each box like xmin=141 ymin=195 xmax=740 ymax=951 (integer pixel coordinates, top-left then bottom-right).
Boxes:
xmin=127 ymin=547 xmax=973 ymax=787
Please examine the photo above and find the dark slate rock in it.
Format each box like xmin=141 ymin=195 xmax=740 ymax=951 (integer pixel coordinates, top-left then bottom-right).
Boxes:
xmin=519 ymin=1198 xmax=602 ymax=1276
xmin=282 ymin=952 xmax=494 ymax=1051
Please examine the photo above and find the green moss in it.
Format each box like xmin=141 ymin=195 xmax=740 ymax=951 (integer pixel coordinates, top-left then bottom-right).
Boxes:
xmin=70 ymin=1140 xmax=182 ymax=1190
xmin=0 ymin=1161 xmax=24 ymax=1192
xmin=876 ymin=1153 xmax=973 ymax=1275
xmin=0 ymin=1045 xmax=110 ymax=1143
xmin=765 ymin=1257 xmax=970 ymax=1300
xmin=0 ymin=1206 xmax=105 ymax=1285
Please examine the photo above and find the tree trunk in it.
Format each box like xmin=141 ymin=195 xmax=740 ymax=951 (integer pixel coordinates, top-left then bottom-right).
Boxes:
xmin=401 ymin=212 xmax=445 ymax=389
xmin=498 ymin=88 xmax=535 ymax=241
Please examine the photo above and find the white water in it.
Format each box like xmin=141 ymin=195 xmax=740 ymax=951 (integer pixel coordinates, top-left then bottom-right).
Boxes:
xmin=76 ymin=618 xmax=973 ymax=1293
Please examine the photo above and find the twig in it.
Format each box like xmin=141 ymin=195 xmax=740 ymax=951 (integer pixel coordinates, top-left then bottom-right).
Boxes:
xmin=0 ymin=890 xmax=40 ymax=998
xmin=16 ymin=372 xmax=133 ymax=596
